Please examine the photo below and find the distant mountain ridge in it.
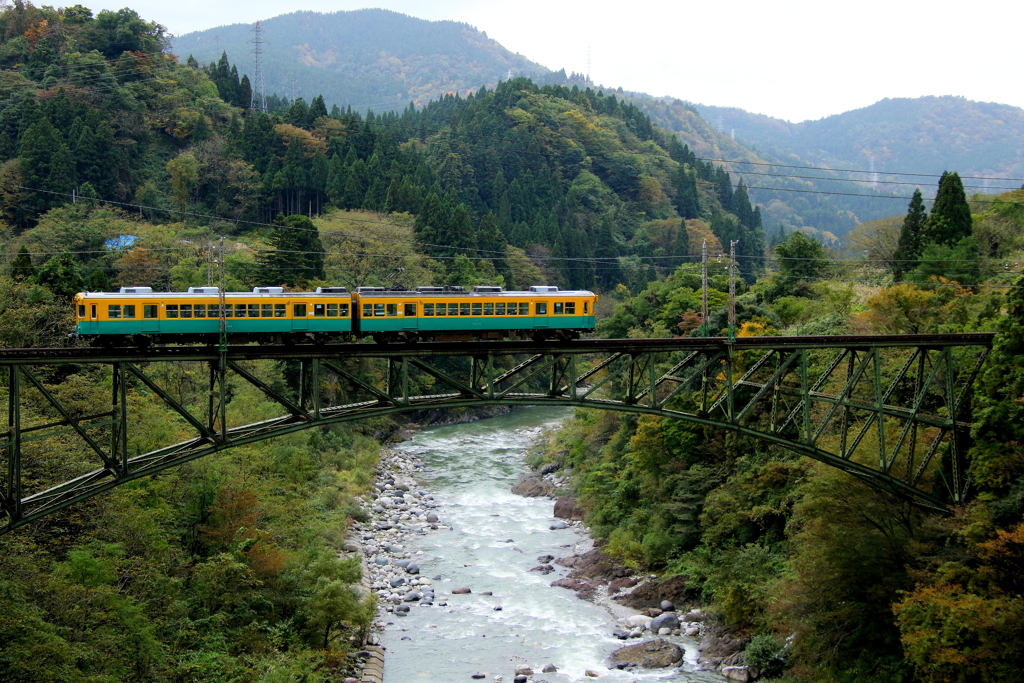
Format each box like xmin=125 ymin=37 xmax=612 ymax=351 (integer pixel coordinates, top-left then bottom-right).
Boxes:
xmin=697 ymin=97 xmax=1024 ymax=188
xmin=173 ymin=9 xmax=556 ymax=112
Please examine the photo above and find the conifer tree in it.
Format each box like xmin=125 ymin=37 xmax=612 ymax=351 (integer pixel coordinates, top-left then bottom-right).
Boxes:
xmin=18 ymin=117 xmax=76 ymax=217
xmin=10 ymin=245 xmax=34 ymax=282
xmin=926 ymin=171 xmax=973 ymax=246
xmin=325 ymin=153 xmax=347 ymax=206
xmin=892 ymin=189 xmax=928 ymax=280
xmin=258 ymin=214 xmax=325 ymax=287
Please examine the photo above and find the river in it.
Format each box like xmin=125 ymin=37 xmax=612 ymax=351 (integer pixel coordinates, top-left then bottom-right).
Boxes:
xmin=378 ymin=407 xmax=723 ymax=683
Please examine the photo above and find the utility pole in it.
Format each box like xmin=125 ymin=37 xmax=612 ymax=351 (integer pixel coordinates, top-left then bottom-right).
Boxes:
xmin=700 ymin=239 xmax=709 ymax=337
xmin=218 ymin=237 xmax=227 ymax=353
xmin=728 ymin=239 xmax=738 ymax=343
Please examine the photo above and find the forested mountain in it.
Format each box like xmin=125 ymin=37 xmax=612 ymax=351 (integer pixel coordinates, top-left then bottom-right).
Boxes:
xmin=699 ymin=96 xmax=1024 ymax=189
xmin=172 ymin=9 xmax=560 ymax=113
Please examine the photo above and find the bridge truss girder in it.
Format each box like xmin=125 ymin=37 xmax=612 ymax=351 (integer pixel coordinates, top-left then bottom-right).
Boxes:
xmin=0 ymin=335 xmax=993 ymax=534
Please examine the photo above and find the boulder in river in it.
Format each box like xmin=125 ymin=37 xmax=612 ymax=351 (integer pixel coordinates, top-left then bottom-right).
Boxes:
xmin=650 ymin=612 xmax=680 ymax=632
xmin=549 ymin=520 xmax=568 ymax=530
xmin=542 ymin=663 xmax=558 ymax=673
xmin=511 ymin=474 xmax=555 ymax=497
xmin=609 ymin=638 xmax=684 ymax=668
xmin=451 ymin=587 xmax=472 ymax=594
xmin=553 ymin=496 xmax=584 ymax=520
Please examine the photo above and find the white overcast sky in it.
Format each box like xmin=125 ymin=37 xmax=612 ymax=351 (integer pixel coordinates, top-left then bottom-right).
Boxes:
xmin=103 ymin=0 xmax=1021 ymax=122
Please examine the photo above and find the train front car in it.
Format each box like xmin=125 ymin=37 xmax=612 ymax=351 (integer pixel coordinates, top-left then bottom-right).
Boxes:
xmin=74 ymin=286 xmax=354 ymax=345
xmin=354 ymin=285 xmax=598 ymax=343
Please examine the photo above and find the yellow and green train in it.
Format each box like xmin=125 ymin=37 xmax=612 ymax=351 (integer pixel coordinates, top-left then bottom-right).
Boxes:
xmin=74 ymin=285 xmax=598 ymax=345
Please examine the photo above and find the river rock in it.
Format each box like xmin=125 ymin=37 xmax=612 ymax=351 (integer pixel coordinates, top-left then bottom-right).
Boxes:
xmin=406 ymin=563 xmax=420 ymax=574
xmin=542 ymin=664 xmax=558 ymax=673
xmin=585 ymin=670 xmax=600 ymax=677
xmin=452 ymin=587 xmax=472 ymax=594
xmin=650 ymin=612 xmax=680 ymax=632
xmin=537 ymin=554 xmax=555 ymax=563
xmin=623 ymin=614 xmax=653 ymax=630
xmin=514 ymin=668 xmax=533 ymax=675
xmin=389 ymin=577 xmax=406 ymax=588
xmin=540 ymin=462 xmax=561 ymax=475
xmin=395 ymin=559 xmax=411 ymax=568
xmin=530 ymin=564 xmax=554 ymax=573
xmin=343 ymin=541 xmax=360 ymax=552
xmin=513 ymin=677 xmax=526 ymax=683
xmin=683 ymin=609 xmax=705 ymax=622
xmin=471 ymin=674 xmax=485 ymax=680
xmin=553 ymin=496 xmax=584 ymax=520
xmin=660 ymin=600 xmax=674 ymax=611
xmin=613 ymin=628 xmax=631 ymax=640
xmin=549 ymin=520 xmax=568 ymax=530
xmin=722 ymin=666 xmax=755 ymax=681
xmin=609 ymin=638 xmax=684 ymax=668
xmin=373 ymin=556 xmax=389 ymax=565
xmin=511 ymin=474 xmax=555 ymax=497
xmin=608 ymin=576 xmax=641 ymax=594
xmin=426 ymin=512 xmax=439 ymax=522
xmin=402 ymin=591 xmax=421 ymax=601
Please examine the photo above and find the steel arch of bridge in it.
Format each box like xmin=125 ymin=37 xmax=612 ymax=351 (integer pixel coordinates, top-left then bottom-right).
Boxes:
xmin=0 ymin=334 xmax=994 ymax=534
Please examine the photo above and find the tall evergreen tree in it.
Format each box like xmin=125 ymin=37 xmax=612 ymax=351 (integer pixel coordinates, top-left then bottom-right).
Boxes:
xmin=926 ymin=171 xmax=973 ymax=246
xmin=258 ymin=214 xmax=325 ymax=287
xmin=18 ymin=117 xmax=76 ymax=217
xmin=892 ymin=189 xmax=928 ymax=280
xmin=10 ymin=245 xmax=34 ymax=282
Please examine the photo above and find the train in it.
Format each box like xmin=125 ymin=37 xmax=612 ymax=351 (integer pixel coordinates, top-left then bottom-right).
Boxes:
xmin=73 ymin=285 xmax=598 ymax=345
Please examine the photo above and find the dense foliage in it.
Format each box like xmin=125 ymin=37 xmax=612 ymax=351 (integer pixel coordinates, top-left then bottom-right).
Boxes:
xmin=534 ymin=183 xmax=1024 ymax=682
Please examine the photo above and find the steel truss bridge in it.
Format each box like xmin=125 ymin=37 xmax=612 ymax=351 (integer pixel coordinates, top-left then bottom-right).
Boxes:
xmin=0 ymin=333 xmax=994 ymax=534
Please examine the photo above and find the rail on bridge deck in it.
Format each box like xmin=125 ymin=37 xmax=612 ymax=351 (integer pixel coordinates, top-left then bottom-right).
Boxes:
xmin=0 ymin=334 xmax=995 ymax=534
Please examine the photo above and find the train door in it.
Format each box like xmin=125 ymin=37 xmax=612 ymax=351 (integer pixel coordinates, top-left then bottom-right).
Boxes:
xmin=292 ymin=303 xmax=308 ymax=330
xmin=142 ymin=303 xmax=159 ymax=332
xmin=402 ymin=302 xmax=418 ymax=330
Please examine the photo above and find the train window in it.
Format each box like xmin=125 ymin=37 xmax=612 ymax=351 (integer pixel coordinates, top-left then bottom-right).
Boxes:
xmin=294 ymin=304 xmax=307 ymax=318
xmin=339 ymin=303 xmax=349 ymax=317
xmin=180 ymin=305 xmax=192 ymax=319
xmin=275 ymin=304 xmax=286 ymax=318
xmin=124 ymin=305 xmax=136 ymax=319
xmin=404 ymin=304 xmax=416 ymax=316
xmin=193 ymin=305 xmax=205 ymax=319
xmin=108 ymin=304 xmax=121 ymax=319
xmin=234 ymin=304 xmax=247 ymax=318
xmin=472 ymin=303 xmax=482 ymax=316
xmin=507 ymin=303 xmax=517 ymax=316
xmin=565 ymin=302 xmax=576 ymax=314
xmin=536 ymin=302 xmax=547 ymax=315
xmin=248 ymin=304 xmax=260 ymax=318
xmin=484 ymin=303 xmax=494 ymax=315
xmin=326 ymin=303 xmax=338 ymax=317
xmin=496 ymin=302 xmax=505 ymax=315
xmin=554 ymin=302 xmax=563 ymax=314
xmin=424 ymin=304 xmax=435 ymax=316
xmin=166 ymin=305 xmax=178 ymax=319
xmin=91 ymin=304 xmax=97 ymax=319
xmin=314 ymin=304 xmax=326 ymax=317
xmin=374 ymin=303 xmax=386 ymax=317
xmin=144 ymin=305 xmax=157 ymax=319
xmin=519 ymin=303 xmax=529 ymax=315
xmin=262 ymin=304 xmax=273 ymax=317
xmin=78 ymin=305 xmax=85 ymax=318
xmin=362 ymin=303 xmax=372 ymax=317
xmin=448 ymin=303 xmax=459 ymax=316
xmin=386 ymin=304 xmax=398 ymax=317
xmin=584 ymin=302 xmax=589 ymax=314
xmin=436 ymin=304 xmax=447 ymax=317
xmin=460 ymin=303 xmax=470 ymax=316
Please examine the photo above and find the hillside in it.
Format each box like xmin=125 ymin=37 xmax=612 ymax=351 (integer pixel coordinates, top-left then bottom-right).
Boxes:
xmin=698 ymin=96 xmax=1024 ymax=189
xmin=172 ymin=9 xmax=556 ymax=112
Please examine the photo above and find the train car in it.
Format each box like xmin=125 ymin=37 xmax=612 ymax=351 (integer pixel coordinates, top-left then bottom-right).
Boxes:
xmin=353 ymin=285 xmax=598 ymax=342
xmin=74 ymin=286 xmax=353 ymax=344
xmin=73 ymin=285 xmax=597 ymax=345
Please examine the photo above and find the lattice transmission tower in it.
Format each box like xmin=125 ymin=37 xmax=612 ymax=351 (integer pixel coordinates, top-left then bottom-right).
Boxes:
xmin=249 ymin=21 xmax=267 ymax=113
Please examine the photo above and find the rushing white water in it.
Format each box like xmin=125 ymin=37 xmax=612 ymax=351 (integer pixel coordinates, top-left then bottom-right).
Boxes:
xmin=380 ymin=407 xmax=723 ymax=683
